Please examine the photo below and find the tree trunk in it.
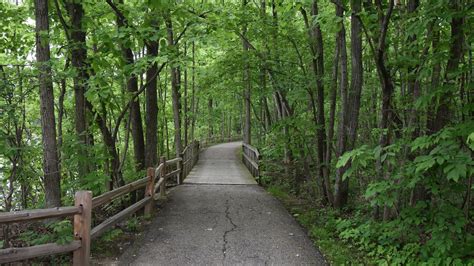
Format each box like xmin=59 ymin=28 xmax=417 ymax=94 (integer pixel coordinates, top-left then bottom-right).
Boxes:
xmin=242 ymin=0 xmax=251 ymax=145
xmin=208 ymin=98 xmax=213 ymax=137
xmin=184 ymin=44 xmax=189 ymax=147
xmin=301 ymin=1 xmax=333 ymax=205
xmin=165 ymin=12 xmax=182 ymax=156
xmin=116 ymin=0 xmax=146 ymax=171
xmin=333 ymin=0 xmax=350 ymax=209
xmin=190 ymin=41 xmax=196 ymax=141
xmin=371 ymin=0 xmax=395 ymax=220
xmin=86 ymin=102 xmax=125 ymax=189
xmin=67 ymin=0 xmax=91 ymax=177
xmin=333 ymin=0 xmax=364 ymax=209
xmin=429 ymin=0 xmax=464 ymax=133
xmin=145 ymin=35 xmax=159 ymax=167
xmin=35 ymin=0 xmax=61 ymax=208
xmin=326 ymin=36 xmax=339 ymax=179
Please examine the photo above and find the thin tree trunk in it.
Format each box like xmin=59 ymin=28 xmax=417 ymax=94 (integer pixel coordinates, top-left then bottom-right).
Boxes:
xmin=242 ymin=0 xmax=251 ymax=145
xmin=333 ymin=0 xmax=350 ymax=209
xmin=184 ymin=44 xmax=189 ymax=147
xmin=57 ymin=60 xmax=68 ymax=159
xmin=145 ymin=21 xmax=159 ymax=167
xmin=165 ymin=11 xmax=182 ymax=156
xmin=116 ymin=0 xmax=146 ymax=171
xmin=334 ymin=0 xmax=364 ymax=208
xmin=190 ymin=41 xmax=196 ymax=141
xmin=326 ymin=40 xmax=339 ymax=175
xmin=208 ymin=98 xmax=213 ymax=137
xmin=301 ymin=1 xmax=333 ymax=205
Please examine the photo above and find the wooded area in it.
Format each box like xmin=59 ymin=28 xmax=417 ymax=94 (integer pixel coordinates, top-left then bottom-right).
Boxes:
xmin=0 ymin=0 xmax=472 ymax=264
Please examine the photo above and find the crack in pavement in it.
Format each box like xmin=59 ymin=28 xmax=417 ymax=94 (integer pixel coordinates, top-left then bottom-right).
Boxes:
xmin=222 ymin=198 xmax=238 ymax=261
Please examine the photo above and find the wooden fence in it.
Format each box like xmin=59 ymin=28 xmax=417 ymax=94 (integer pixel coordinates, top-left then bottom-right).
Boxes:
xmin=0 ymin=141 xmax=200 ymax=265
xmin=242 ymin=143 xmax=261 ymax=184
xmin=180 ymin=140 xmax=199 ymax=179
xmin=200 ymin=134 xmax=242 ymax=148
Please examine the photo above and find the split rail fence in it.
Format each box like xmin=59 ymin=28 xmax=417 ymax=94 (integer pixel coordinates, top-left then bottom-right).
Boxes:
xmin=0 ymin=140 xmax=200 ymax=265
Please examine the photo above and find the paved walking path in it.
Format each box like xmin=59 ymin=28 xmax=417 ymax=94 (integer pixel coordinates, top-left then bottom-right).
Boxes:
xmin=120 ymin=142 xmax=326 ymax=265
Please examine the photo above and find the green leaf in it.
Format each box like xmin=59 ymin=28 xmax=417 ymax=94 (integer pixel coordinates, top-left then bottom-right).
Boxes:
xmin=336 ymin=152 xmax=352 ymax=168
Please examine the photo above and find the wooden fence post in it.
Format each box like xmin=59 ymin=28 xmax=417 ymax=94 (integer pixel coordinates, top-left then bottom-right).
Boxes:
xmin=160 ymin=156 xmax=166 ymax=198
xmin=178 ymin=153 xmax=184 ymax=184
xmin=196 ymin=141 xmax=200 ymax=162
xmin=257 ymin=153 xmax=261 ymax=185
xmin=144 ymin=167 xmax=155 ymax=215
xmin=73 ymin=191 xmax=92 ymax=266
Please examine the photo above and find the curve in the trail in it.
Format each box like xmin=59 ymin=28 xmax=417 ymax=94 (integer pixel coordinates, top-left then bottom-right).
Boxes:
xmin=120 ymin=142 xmax=326 ymax=265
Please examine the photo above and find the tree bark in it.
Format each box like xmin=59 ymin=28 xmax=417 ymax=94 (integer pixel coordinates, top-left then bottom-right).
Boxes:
xmin=35 ymin=0 xmax=61 ymax=207
xmin=333 ymin=0 xmax=364 ymax=208
xmin=145 ymin=37 xmax=159 ymax=167
xmin=86 ymin=102 xmax=125 ymax=189
xmin=184 ymin=44 xmax=189 ymax=147
xmin=301 ymin=1 xmax=333 ymax=205
xmin=116 ymin=0 xmax=146 ymax=171
xmin=333 ymin=0 xmax=350 ymax=209
xmin=242 ymin=0 xmax=251 ymax=145
xmin=190 ymin=41 xmax=196 ymax=141
xmin=368 ymin=0 xmax=395 ymax=219
xmin=165 ymin=11 xmax=183 ymax=156
xmin=66 ymin=0 xmax=91 ymax=177
xmin=429 ymin=0 xmax=464 ymax=133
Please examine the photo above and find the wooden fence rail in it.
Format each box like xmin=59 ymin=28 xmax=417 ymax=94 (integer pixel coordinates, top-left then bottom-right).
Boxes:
xmin=200 ymin=134 xmax=242 ymax=148
xmin=0 ymin=140 xmax=201 ymax=265
xmin=242 ymin=143 xmax=261 ymax=184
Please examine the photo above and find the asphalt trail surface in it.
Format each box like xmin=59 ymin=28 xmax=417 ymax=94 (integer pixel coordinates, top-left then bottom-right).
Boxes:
xmin=120 ymin=142 xmax=326 ymax=265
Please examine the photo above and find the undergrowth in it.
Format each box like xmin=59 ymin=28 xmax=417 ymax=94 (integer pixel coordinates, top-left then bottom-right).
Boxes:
xmin=267 ymin=184 xmax=367 ymax=265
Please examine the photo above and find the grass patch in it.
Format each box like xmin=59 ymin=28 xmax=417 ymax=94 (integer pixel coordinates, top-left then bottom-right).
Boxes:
xmin=267 ymin=184 xmax=367 ymax=265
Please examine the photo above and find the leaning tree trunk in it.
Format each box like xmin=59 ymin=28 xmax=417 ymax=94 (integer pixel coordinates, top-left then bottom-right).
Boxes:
xmin=35 ymin=0 xmax=61 ymax=208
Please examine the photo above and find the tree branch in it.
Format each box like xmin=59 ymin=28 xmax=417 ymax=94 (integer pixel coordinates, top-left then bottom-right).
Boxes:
xmin=53 ymin=0 xmax=70 ymax=41
xmin=112 ymin=61 xmax=167 ymax=140
xmin=105 ymin=0 xmax=128 ymax=26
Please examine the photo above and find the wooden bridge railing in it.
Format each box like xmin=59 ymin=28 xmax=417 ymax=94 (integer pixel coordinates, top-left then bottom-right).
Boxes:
xmin=181 ymin=140 xmax=199 ymax=180
xmin=242 ymin=142 xmax=261 ymax=184
xmin=0 ymin=141 xmax=201 ymax=265
xmin=200 ymin=134 xmax=242 ymax=148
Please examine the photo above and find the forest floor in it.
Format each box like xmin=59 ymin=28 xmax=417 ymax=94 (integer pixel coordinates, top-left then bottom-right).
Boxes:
xmin=265 ymin=184 xmax=369 ymax=265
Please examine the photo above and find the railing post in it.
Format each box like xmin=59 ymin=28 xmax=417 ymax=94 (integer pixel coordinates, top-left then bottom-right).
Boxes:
xmin=160 ymin=156 xmax=166 ymax=198
xmin=144 ymin=167 xmax=155 ymax=215
xmin=73 ymin=191 xmax=92 ymax=266
xmin=256 ymin=153 xmax=261 ymax=185
xmin=196 ymin=141 xmax=200 ymax=162
xmin=178 ymin=153 xmax=184 ymax=184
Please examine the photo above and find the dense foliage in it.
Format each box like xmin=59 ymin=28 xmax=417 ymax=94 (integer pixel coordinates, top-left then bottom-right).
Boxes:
xmin=0 ymin=0 xmax=472 ymax=264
